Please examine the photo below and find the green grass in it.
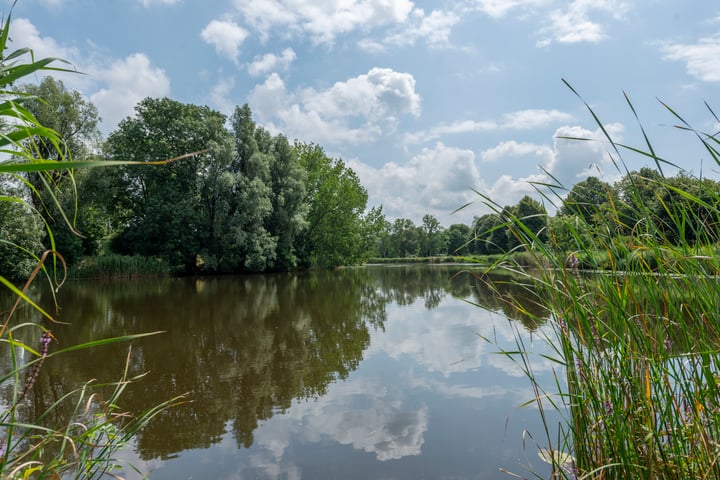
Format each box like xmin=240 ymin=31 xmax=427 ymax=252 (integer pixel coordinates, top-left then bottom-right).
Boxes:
xmin=476 ymin=86 xmax=720 ymax=479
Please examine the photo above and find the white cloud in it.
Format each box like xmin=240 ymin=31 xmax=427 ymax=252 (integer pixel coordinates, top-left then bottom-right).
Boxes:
xmin=249 ymin=68 xmax=420 ymax=145
xmin=355 ymin=122 xmax=625 ymax=223
xmin=234 ymin=0 xmax=414 ymax=44
xmin=538 ymin=0 xmax=630 ymax=46
xmin=661 ymin=35 xmax=720 ymax=83
xmin=248 ymin=48 xmax=296 ymax=76
xmin=9 ymin=18 xmax=171 ymax=133
xmin=482 ymin=123 xmax=625 ymax=208
xmin=138 ymin=0 xmax=180 ymax=6
xmin=403 ymin=109 xmax=573 ymax=146
xmin=11 ymin=18 xmax=78 ymax=67
xmin=502 ymin=109 xmax=574 ymax=129
xmin=480 ymin=140 xmax=553 ymax=163
xmin=469 ymin=0 xmax=551 ymax=19
xmin=382 ymin=8 xmax=460 ymax=48
xmin=89 ymin=53 xmax=171 ymax=132
xmin=208 ymin=76 xmax=235 ymax=114
xmin=200 ymin=19 xmax=248 ymax=62
xmin=349 ymin=143 xmax=484 ymax=223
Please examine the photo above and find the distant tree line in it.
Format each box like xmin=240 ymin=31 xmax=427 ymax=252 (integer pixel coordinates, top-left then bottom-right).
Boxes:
xmin=373 ymin=171 xmax=720 ymax=259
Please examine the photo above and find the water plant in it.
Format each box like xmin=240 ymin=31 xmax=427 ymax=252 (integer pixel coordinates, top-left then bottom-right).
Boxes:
xmin=475 ymin=82 xmax=720 ymax=479
xmin=0 ymin=7 xmax=186 ymax=477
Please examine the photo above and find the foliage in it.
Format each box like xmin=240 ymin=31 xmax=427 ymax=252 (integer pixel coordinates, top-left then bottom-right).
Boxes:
xmin=0 ymin=12 xmax=185 ymax=478
xmin=104 ymin=97 xmax=228 ymax=271
xmin=295 ymin=142 xmax=371 ymax=267
xmin=475 ymin=85 xmax=720 ymax=479
xmin=70 ymin=254 xmax=171 ymax=278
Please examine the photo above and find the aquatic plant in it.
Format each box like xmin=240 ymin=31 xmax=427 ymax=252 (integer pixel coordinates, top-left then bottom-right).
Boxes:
xmin=475 ymin=82 xmax=720 ymax=479
xmin=0 ymin=8 xmax=186 ymax=478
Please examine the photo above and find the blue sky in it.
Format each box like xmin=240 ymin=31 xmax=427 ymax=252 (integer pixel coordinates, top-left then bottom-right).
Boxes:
xmin=12 ymin=0 xmax=720 ymax=225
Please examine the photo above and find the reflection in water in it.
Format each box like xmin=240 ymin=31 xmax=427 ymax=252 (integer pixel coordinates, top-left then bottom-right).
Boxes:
xmin=0 ymin=265 xmax=552 ymax=478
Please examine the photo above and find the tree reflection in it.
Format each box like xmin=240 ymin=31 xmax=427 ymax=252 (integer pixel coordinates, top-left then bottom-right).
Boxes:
xmin=0 ymin=265 xmax=548 ymax=461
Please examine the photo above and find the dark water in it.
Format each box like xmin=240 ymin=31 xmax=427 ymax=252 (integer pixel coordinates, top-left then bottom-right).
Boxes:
xmin=3 ymin=265 xmax=561 ymax=479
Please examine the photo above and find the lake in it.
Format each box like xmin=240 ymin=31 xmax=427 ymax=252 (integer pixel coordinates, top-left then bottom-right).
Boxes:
xmin=3 ymin=265 xmax=562 ymax=479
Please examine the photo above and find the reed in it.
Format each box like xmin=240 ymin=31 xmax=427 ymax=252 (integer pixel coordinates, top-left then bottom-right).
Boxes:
xmin=476 ymin=84 xmax=720 ymax=479
xmin=0 ymin=8 xmax=185 ymax=477
xmin=70 ymin=254 xmax=172 ymax=278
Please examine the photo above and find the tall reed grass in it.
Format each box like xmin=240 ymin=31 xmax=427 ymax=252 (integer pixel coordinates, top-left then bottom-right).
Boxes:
xmin=70 ymin=254 xmax=172 ymax=278
xmin=0 ymin=7 xmax=186 ymax=477
xmin=476 ymin=84 xmax=720 ymax=479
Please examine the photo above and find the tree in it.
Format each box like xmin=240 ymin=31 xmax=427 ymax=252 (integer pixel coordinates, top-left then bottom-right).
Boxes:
xmin=419 ymin=214 xmax=446 ymax=256
xmin=559 ymin=176 xmax=617 ymax=227
xmin=20 ymin=76 xmax=101 ymax=162
xmin=20 ymin=77 xmax=103 ymax=263
xmin=473 ymin=212 xmax=509 ymax=254
xmin=296 ymin=143 xmax=370 ymax=267
xmin=446 ymin=223 xmax=472 ymax=256
xmin=0 ymin=182 xmax=44 ymax=279
xmin=509 ymin=195 xmax=547 ymax=247
xmin=390 ymin=218 xmax=419 ymax=257
xmin=105 ymin=97 xmax=227 ymax=270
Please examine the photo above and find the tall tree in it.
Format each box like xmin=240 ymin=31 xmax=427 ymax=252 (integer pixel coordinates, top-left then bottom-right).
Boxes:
xmin=105 ymin=97 xmax=227 ymax=270
xmin=509 ymin=195 xmax=547 ymax=247
xmin=559 ymin=176 xmax=617 ymax=227
xmin=419 ymin=214 xmax=446 ymax=256
xmin=295 ymin=143 xmax=370 ymax=267
xmin=446 ymin=223 xmax=472 ymax=256
xmin=20 ymin=77 xmax=103 ymax=263
xmin=21 ymin=76 xmax=101 ymax=162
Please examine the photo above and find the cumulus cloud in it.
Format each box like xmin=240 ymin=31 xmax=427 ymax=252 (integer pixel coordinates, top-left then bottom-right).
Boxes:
xmin=377 ymin=8 xmax=460 ymax=49
xmin=353 ymin=121 xmax=624 ymax=223
xmin=537 ymin=0 xmax=630 ymax=46
xmin=349 ymin=143 xmax=484 ymax=223
xmin=234 ymin=0 xmax=414 ymax=44
xmin=661 ymin=35 xmax=720 ymax=83
xmin=11 ymin=18 xmax=79 ymax=67
xmin=89 ymin=53 xmax=171 ymax=132
xmin=248 ymin=48 xmax=296 ymax=76
xmin=200 ymin=19 xmax=249 ymax=62
xmin=249 ymin=68 xmax=420 ymax=145
xmin=480 ymin=140 xmax=554 ymax=163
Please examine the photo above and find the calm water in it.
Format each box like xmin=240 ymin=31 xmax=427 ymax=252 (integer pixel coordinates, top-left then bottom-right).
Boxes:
xmin=3 ymin=265 xmax=562 ymax=479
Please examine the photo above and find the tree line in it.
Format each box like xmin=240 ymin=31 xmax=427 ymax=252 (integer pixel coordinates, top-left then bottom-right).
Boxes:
xmin=3 ymin=77 xmax=718 ymax=278
xmin=1 ymin=77 xmax=383 ymax=277
xmin=373 ymin=171 xmax=720 ymax=259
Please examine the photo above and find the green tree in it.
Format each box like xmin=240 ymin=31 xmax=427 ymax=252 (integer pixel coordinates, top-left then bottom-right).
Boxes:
xmin=419 ymin=214 xmax=446 ymax=256
xmin=508 ymin=195 xmax=547 ymax=248
xmin=20 ymin=77 xmax=103 ymax=264
xmin=446 ymin=223 xmax=472 ymax=255
xmin=473 ymin=212 xmax=509 ymax=254
xmin=20 ymin=76 xmax=101 ymax=162
xmin=390 ymin=218 xmax=419 ymax=257
xmin=296 ymin=143 xmax=370 ymax=267
xmin=559 ymin=176 xmax=617 ymax=227
xmin=0 ymin=182 xmax=44 ymax=279
xmin=105 ymin=97 xmax=227 ymax=270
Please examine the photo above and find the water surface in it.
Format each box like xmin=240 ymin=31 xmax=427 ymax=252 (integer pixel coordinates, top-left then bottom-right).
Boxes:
xmin=3 ymin=265 xmax=561 ymax=479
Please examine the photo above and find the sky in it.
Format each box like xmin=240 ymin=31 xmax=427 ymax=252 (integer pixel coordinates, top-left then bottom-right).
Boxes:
xmin=11 ymin=0 xmax=720 ymax=225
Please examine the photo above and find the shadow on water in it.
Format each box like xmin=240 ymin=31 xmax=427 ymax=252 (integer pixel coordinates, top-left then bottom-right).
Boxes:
xmin=0 ymin=265 xmax=549 ymax=464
